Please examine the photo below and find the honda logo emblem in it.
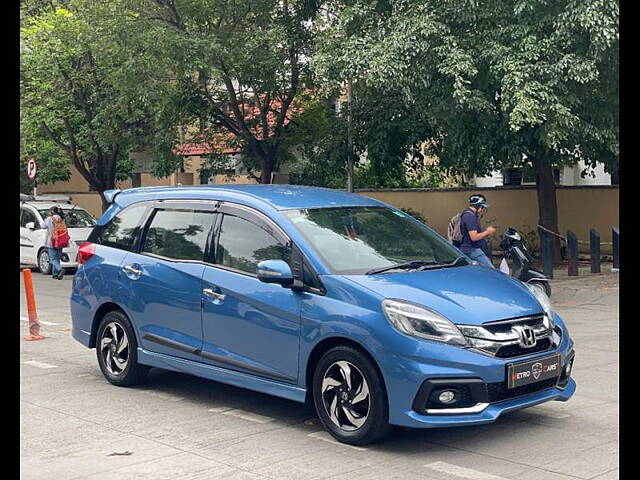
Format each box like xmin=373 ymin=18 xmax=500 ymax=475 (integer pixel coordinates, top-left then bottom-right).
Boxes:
xmin=512 ymin=325 xmax=537 ymax=348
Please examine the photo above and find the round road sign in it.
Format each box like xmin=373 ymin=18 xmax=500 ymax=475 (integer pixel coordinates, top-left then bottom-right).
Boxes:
xmin=27 ymin=158 xmax=37 ymax=180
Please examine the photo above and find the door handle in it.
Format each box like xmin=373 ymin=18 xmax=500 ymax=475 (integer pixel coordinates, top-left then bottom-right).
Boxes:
xmin=203 ymin=288 xmax=226 ymax=302
xmin=122 ymin=264 xmax=143 ymax=277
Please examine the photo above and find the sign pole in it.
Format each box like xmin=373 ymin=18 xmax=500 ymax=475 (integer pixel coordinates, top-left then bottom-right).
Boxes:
xmin=27 ymin=158 xmax=38 ymax=196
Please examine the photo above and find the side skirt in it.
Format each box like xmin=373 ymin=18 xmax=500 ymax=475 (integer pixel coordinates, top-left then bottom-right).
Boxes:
xmin=137 ymin=348 xmax=307 ymax=404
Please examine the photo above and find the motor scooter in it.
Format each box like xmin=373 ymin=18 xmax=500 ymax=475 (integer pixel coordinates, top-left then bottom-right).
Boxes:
xmin=499 ymin=227 xmax=552 ymax=298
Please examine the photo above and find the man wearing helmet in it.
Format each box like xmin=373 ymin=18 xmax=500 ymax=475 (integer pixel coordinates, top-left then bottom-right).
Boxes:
xmin=459 ymin=194 xmax=496 ymax=267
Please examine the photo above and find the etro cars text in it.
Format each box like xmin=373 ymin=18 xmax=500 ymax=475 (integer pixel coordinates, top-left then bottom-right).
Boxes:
xmin=71 ymin=185 xmax=575 ymax=445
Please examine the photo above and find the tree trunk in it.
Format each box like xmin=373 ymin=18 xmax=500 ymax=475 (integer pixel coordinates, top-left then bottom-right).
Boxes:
xmin=532 ymin=155 xmax=561 ymax=265
xmin=99 ymin=191 xmax=109 ymax=213
xmin=259 ymin=150 xmax=275 ymax=184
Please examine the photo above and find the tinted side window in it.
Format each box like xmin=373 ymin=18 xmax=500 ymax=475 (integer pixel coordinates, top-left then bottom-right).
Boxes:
xmin=142 ymin=209 xmax=215 ymax=261
xmin=216 ymin=214 xmax=291 ymax=274
xmin=95 ymin=204 xmax=148 ymax=251
xmin=20 ymin=209 xmax=38 ymax=227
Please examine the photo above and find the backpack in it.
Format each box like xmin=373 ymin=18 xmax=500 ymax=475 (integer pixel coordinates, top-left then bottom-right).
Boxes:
xmin=51 ymin=217 xmax=70 ymax=249
xmin=447 ymin=212 xmax=463 ymax=246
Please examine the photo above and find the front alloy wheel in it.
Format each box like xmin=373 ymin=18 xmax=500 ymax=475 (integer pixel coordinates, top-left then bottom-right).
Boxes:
xmin=313 ymin=346 xmax=391 ymax=445
xmin=321 ymin=361 xmax=370 ymax=431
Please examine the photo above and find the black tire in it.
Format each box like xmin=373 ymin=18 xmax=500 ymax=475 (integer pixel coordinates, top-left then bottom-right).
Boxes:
xmin=96 ymin=310 xmax=149 ymax=387
xmin=37 ymin=249 xmax=51 ymax=275
xmin=312 ymin=345 xmax=392 ymax=445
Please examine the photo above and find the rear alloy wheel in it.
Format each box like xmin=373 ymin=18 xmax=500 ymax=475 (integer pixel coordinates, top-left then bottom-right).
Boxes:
xmin=38 ymin=249 xmax=51 ymax=275
xmin=96 ymin=310 xmax=148 ymax=387
xmin=313 ymin=346 xmax=391 ymax=445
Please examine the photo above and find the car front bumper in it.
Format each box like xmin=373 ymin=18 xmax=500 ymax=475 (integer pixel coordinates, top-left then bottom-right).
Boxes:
xmin=59 ymin=247 xmax=79 ymax=269
xmin=400 ymin=378 xmax=575 ymax=428
xmin=381 ymin=313 xmax=576 ymax=428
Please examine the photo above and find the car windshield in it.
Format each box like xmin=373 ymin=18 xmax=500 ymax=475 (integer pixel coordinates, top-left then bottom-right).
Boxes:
xmin=284 ymin=206 xmax=464 ymax=275
xmin=39 ymin=208 xmax=97 ymax=228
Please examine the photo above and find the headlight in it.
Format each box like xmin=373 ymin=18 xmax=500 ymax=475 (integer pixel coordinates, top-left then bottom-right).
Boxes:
xmin=526 ymin=283 xmax=555 ymax=328
xmin=382 ymin=299 xmax=466 ymax=346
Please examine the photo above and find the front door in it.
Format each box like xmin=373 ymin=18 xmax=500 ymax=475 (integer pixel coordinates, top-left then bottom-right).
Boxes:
xmin=120 ymin=205 xmax=217 ymax=361
xmin=200 ymin=205 xmax=301 ymax=383
xmin=20 ymin=207 xmax=42 ymax=265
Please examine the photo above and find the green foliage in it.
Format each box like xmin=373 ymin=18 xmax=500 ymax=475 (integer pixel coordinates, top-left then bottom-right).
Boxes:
xmin=285 ymin=95 xmax=351 ymax=187
xmin=123 ymin=0 xmax=319 ymax=182
xmin=20 ymin=0 xmax=617 ymax=203
xmin=20 ymin=0 xmax=163 ymax=203
xmin=314 ymin=0 xmax=619 ymax=178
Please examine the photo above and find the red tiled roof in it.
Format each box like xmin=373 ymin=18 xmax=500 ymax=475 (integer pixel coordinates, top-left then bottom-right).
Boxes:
xmin=173 ymin=143 xmax=240 ymax=156
xmin=174 ymin=94 xmax=307 ymax=157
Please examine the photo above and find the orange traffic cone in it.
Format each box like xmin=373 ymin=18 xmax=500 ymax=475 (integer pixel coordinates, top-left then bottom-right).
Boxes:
xmin=23 ymin=269 xmax=46 ymax=341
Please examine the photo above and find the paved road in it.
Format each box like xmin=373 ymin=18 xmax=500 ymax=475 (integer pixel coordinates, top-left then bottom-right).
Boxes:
xmin=20 ymin=270 xmax=619 ymax=480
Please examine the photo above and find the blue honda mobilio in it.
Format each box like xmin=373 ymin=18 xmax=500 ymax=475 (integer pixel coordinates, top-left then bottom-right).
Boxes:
xmin=71 ymin=185 xmax=575 ymax=445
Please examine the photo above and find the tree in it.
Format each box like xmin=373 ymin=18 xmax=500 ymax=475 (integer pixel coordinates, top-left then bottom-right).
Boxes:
xmin=20 ymin=1 xmax=157 ymax=210
xmin=315 ymin=0 xmax=618 ymax=262
xmin=128 ymin=0 xmax=318 ymax=184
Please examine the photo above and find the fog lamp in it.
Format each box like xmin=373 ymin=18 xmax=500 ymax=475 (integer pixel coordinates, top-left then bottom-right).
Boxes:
xmin=565 ymin=359 xmax=573 ymax=377
xmin=438 ymin=390 xmax=457 ymax=404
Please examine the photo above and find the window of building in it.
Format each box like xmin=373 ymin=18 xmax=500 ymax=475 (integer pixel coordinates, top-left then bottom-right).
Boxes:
xmin=215 ymin=214 xmax=291 ymax=274
xmin=504 ymin=168 xmax=523 ymax=186
xmin=142 ymin=209 xmax=215 ymax=261
xmin=507 ymin=167 xmax=560 ymax=185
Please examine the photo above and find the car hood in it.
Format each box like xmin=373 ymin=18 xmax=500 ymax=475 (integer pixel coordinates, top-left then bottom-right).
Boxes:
xmin=345 ymin=265 xmax=543 ymax=326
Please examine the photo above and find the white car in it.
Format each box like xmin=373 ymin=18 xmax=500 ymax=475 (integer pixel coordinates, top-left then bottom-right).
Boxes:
xmin=19 ymin=199 xmax=96 ymax=274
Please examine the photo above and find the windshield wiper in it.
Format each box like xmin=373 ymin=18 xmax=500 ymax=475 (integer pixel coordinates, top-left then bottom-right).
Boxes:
xmin=366 ymin=260 xmax=438 ymax=275
xmin=415 ymin=255 xmax=469 ymax=271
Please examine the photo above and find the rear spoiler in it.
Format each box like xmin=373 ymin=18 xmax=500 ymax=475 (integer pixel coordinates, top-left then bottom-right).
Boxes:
xmin=103 ymin=189 xmax=121 ymax=204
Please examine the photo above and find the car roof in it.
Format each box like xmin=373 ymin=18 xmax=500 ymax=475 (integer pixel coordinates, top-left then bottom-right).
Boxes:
xmin=115 ymin=184 xmax=386 ymax=211
xmin=21 ymin=202 xmax=85 ymax=211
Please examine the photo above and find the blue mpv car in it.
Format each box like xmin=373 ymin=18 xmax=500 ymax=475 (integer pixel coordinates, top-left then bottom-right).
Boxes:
xmin=71 ymin=185 xmax=575 ymax=445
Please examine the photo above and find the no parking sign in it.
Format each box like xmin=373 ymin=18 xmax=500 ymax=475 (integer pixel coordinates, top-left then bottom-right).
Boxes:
xmin=27 ymin=158 xmax=37 ymax=180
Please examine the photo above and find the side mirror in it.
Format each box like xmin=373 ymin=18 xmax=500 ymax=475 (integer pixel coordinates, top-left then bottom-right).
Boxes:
xmin=256 ymin=260 xmax=294 ymax=287
xmin=25 ymin=222 xmax=36 ymax=230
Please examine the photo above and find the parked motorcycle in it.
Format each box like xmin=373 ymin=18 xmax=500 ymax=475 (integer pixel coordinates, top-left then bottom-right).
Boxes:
xmin=499 ymin=227 xmax=552 ymax=298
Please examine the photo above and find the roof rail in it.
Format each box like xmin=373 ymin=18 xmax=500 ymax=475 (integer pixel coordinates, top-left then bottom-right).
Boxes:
xmin=21 ymin=194 xmax=72 ymax=203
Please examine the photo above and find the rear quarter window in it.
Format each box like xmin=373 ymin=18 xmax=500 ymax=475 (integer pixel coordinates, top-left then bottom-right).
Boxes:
xmin=89 ymin=203 xmax=148 ymax=251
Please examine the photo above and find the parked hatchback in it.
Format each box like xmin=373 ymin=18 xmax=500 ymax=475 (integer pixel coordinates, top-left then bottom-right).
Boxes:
xmin=20 ymin=199 xmax=96 ymax=274
xmin=71 ymin=185 xmax=575 ymax=445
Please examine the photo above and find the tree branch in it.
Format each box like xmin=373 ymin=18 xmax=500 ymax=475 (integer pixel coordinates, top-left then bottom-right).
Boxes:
xmin=40 ymin=121 xmax=70 ymax=155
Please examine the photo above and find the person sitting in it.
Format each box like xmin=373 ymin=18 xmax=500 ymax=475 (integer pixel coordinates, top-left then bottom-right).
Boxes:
xmin=459 ymin=194 xmax=496 ymax=268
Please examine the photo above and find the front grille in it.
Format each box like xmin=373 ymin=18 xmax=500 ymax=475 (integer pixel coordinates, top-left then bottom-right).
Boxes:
xmin=487 ymin=377 xmax=558 ymax=403
xmin=495 ymin=337 xmax=552 ymax=358
xmin=483 ymin=314 xmax=546 ymax=334
xmin=464 ymin=314 xmax=559 ymax=358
